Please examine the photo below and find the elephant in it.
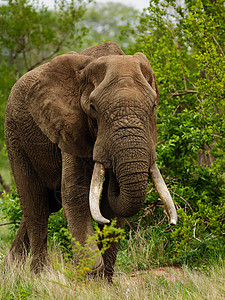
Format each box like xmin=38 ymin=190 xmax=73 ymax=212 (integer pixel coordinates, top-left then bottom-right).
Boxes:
xmin=4 ymin=42 xmax=177 ymax=281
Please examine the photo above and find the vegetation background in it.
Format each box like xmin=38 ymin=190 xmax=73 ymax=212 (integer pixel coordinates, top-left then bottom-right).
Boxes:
xmin=0 ymin=0 xmax=224 ymax=298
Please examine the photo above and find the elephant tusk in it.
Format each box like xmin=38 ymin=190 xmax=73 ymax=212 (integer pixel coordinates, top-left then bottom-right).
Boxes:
xmin=89 ymin=163 xmax=110 ymax=225
xmin=149 ymin=163 xmax=177 ymax=225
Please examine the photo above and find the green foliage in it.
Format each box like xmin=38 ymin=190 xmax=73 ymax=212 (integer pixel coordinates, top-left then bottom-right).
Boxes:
xmin=1 ymin=188 xmax=22 ymax=231
xmin=0 ymin=0 xmax=91 ymax=75
xmin=0 ymin=189 xmax=73 ymax=251
xmin=48 ymin=209 xmax=72 ymax=254
xmin=124 ymin=0 xmax=225 ymax=266
xmin=117 ymin=226 xmax=173 ymax=272
xmin=80 ymin=2 xmax=138 ymax=50
xmin=0 ymin=64 xmax=16 ymax=148
xmin=70 ymin=220 xmax=124 ymax=283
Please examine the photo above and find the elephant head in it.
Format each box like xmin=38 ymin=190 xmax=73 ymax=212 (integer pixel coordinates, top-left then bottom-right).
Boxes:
xmin=27 ymin=42 xmax=177 ymax=225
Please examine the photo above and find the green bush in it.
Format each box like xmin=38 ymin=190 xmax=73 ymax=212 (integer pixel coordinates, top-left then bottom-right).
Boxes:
xmin=48 ymin=209 xmax=72 ymax=254
xmin=1 ymin=188 xmax=22 ymax=231
xmin=123 ymin=0 xmax=225 ymax=266
xmin=0 ymin=189 xmax=72 ymax=253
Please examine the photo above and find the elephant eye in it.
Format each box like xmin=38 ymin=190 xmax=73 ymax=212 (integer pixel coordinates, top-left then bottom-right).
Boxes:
xmin=90 ymin=104 xmax=96 ymax=112
xmin=153 ymin=103 xmax=157 ymax=109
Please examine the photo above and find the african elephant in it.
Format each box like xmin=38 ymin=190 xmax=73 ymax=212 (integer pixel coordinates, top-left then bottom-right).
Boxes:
xmin=4 ymin=42 xmax=177 ymax=281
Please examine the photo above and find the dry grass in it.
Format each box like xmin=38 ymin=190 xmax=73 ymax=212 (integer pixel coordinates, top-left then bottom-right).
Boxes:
xmin=1 ymin=245 xmax=225 ymax=300
xmin=0 ymin=219 xmax=224 ymax=299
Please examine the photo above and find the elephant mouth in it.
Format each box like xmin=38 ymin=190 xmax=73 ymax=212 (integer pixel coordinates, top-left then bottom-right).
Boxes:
xmin=89 ymin=162 xmax=177 ymax=225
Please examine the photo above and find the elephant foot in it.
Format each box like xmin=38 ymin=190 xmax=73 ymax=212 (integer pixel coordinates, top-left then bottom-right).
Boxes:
xmin=91 ymin=254 xmax=105 ymax=274
xmin=88 ymin=257 xmax=115 ymax=283
xmin=82 ymin=255 xmax=115 ymax=283
xmin=30 ymin=253 xmax=50 ymax=274
xmin=103 ymin=267 xmax=114 ymax=283
xmin=4 ymin=220 xmax=30 ymax=269
xmin=80 ymin=254 xmax=105 ymax=280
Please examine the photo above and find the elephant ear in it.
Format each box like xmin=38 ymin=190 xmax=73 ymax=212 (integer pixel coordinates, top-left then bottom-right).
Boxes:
xmin=27 ymin=52 xmax=94 ymax=157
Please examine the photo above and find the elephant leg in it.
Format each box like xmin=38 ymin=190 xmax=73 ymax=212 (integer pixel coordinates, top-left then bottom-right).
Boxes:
xmin=6 ymin=145 xmax=50 ymax=273
xmin=100 ymin=218 xmax=125 ymax=282
xmin=61 ymin=153 xmax=104 ymax=274
xmin=25 ymin=215 xmax=49 ymax=274
xmin=21 ymin=182 xmax=49 ymax=274
xmin=100 ymin=176 xmax=125 ymax=281
xmin=4 ymin=216 xmax=30 ymax=267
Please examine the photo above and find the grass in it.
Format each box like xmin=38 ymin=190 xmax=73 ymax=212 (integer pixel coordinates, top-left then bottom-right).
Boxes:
xmin=116 ymin=227 xmax=173 ymax=273
xmin=0 ymin=250 xmax=224 ymax=299
xmin=1 ymin=179 xmax=225 ymax=299
xmin=0 ymin=222 xmax=224 ymax=300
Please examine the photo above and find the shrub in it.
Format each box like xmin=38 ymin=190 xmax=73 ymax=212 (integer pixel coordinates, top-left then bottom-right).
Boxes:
xmin=123 ymin=0 xmax=225 ymax=266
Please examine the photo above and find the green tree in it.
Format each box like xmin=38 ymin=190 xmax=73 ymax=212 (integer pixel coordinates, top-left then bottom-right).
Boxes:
xmin=80 ymin=1 xmax=138 ymax=50
xmin=0 ymin=0 xmax=92 ymax=180
xmin=125 ymin=0 xmax=225 ymax=264
xmin=0 ymin=0 xmax=91 ymax=75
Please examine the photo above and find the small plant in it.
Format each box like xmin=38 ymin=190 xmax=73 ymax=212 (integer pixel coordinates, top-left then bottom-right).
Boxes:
xmin=0 ymin=190 xmax=73 ymax=254
xmin=48 ymin=210 xmax=72 ymax=256
xmin=53 ymin=219 xmax=124 ymax=294
xmin=1 ymin=188 xmax=21 ymax=232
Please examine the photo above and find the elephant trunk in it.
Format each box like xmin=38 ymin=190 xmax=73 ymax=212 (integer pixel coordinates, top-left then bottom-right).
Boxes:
xmin=89 ymin=129 xmax=150 ymax=222
xmin=108 ymin=146 xmax=150 ymax=217
xmin=108 ymin=128 xmax=153 ymax=218
xmin=89 ymin=127 xmax=177 ymax=225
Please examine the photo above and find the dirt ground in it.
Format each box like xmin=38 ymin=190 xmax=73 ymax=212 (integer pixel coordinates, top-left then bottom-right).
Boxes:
xmin=116 ymin=267 xmax=184 ymax=285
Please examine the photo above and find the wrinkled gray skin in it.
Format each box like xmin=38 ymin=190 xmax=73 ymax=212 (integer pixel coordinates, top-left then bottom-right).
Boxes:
xmin=5 ymin=42 xmax=160 ymax=281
